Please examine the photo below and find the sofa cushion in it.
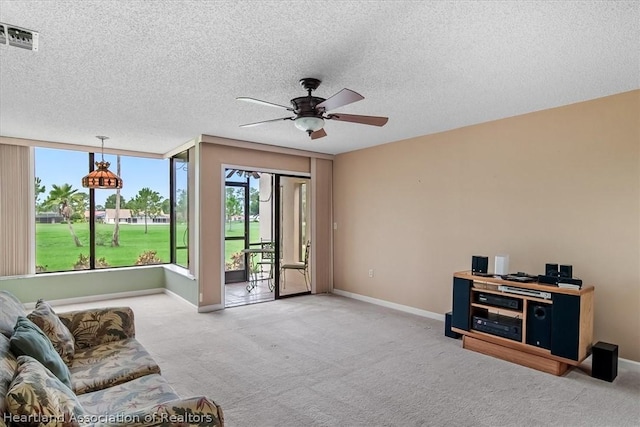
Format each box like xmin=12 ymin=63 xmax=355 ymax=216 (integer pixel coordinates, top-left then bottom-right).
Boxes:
xmin=0 ymin=291 xmax=26 ymax=338
xmin=9 ymin=316 xmax=72 ymax=389
xmin=77 ymin=373 xmax=179 ymax=415
xmin=27 ymin=299 xmax=75 ymax=366
xmin=0 ymin=334 xmax=18 ymax=417
xmin=58 ymin=307 xmax=136 ymax=350
xmin=6 ymin=355 xmax=85 ymax=427
xmin=70 ymin=337 xmax=161 ymax=395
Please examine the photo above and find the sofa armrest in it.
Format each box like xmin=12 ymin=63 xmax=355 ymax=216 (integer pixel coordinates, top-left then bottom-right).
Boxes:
xmin=57 ymin=307 xmax=135 ymax=349
xmin=93 ymin=396 xmax=224 ymax=427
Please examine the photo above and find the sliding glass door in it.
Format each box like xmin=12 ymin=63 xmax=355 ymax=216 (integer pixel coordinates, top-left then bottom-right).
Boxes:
xmin=222 ymin=169 xmax=310 ymax=305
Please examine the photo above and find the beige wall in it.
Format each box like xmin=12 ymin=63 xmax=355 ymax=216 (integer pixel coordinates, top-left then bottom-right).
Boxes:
xmin=312 ymin=158 xmax=333 ymax=294
xmin=198 ymin=138 xmax=311 ymax=306
xmin=333 ymin=90 xmax=640 ymax=361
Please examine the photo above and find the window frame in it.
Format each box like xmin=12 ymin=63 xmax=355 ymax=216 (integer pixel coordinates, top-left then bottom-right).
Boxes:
xmin=170 ymin=150 xmax=189 ymax=268
xmin=34 ymin=148 xmax=172 ymax=273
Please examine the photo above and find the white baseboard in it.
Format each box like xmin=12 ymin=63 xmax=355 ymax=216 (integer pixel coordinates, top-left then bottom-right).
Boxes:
xmin=582 ymin=354 xmax=640 ymax=373
xmin=24 ymin=288 xmax=164 ymax=309
xmin=197 ymin=303 xmax=224 ymax=313
xmin=332 ymin=289 xmax=445 ymax=321
xmin=618 ymin=358 xmax=640 ymax=372
xmin=618 ymin=357 xmax=640 ymax=372
xmin=163 ymin=289 xmax=198 ymax=308
xmin=332 ymin=290 xmax=640 ymax=373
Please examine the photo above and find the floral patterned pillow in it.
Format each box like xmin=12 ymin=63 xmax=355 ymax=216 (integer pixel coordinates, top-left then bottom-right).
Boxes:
xmin=27 ymin=299 xmax=75 ymax=366
xmin=0 ymin=291 xmax=26 ymax=338
xmin=0 ymin=334 xmax=18 ymax=416
xmin=6 ymin=355 xmax=85 ymax=427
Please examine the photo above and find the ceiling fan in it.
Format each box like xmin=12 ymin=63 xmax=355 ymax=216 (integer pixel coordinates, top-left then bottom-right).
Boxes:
xmin=237 ymin=78 xmax=389 ymax=140
xmin=225 ymin=169 xmax=260 ymax=179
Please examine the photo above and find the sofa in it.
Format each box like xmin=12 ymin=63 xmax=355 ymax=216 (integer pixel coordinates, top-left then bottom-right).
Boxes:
xmin=0 ymin=291 xmax=224 ymax=426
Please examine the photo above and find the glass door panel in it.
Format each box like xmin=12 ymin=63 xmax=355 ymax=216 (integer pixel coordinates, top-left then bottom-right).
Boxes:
xmin=248 ymin=173 xmax=275 ymax=287
xmin=224 ymin=182 xmax=248 ymax=283
xmin=276 ymin=176 xmax=311 ymax=297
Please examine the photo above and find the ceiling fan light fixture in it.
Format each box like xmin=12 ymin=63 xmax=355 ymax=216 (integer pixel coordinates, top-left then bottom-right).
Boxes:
xmin=294 ymin=116 xmax=324 ymax=132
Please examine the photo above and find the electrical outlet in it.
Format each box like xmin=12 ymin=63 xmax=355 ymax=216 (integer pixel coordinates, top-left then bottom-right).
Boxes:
xmin=368 ymin=269 xmax=374 ymax=278
xmin=199 ymin=292 xmax=203 ymax=303
xmin=333 ymin=222 xmax=338 ymax=230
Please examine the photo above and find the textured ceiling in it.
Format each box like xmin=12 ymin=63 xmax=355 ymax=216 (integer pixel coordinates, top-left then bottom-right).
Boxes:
xmin=0 ymin=1 xmax=638 ymax=155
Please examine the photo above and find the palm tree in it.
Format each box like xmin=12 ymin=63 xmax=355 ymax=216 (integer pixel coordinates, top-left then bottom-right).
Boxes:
xmin=111 ymin=155 xmax=121 ymax=247
xmin=34 ymin=177 xmax=46 ymax=212
xmin=43 ymin=184 xmax=83 ymax=247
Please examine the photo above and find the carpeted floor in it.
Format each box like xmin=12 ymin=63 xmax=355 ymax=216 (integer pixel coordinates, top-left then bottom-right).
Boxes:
xmin=56 ymin=293 xmax=640 ymax=427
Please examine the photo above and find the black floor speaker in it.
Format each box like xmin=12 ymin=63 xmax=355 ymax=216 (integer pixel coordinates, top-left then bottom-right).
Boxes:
xmin=592 ymin=341 xmax=618 ymax=382
xmin=526 ymin=303 xmax=552 ymax=349
xmin=444 ymin=311 xmax=461 ymax=339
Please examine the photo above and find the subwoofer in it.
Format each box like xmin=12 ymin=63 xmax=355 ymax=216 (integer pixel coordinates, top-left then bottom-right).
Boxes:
xmin=592 ymin=341 xmax=618 ymax=382
xmin=526 ymin=303 xmax=552 ymax=349
xmin=444 ymin=311 xmax=461 ymax=339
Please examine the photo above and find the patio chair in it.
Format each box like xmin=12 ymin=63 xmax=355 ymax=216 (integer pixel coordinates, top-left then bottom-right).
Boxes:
xmin=256 ymin=240 xmax=275 ymax=291
xmin=280 ymin=240 xmax=310 ymax=291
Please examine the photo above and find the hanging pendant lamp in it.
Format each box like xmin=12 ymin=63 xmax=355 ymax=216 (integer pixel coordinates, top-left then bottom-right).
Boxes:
xmin=81 ymin=136 xmax=123 ymax=189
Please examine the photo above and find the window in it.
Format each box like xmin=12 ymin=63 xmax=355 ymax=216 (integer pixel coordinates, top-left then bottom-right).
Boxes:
xmin=35 ymin=148 xmax=90 ymax=272
xmin=35 ymin=147 xmax=170 ymax=272
xmin=171 ymin=151 xmax=189 ymax=268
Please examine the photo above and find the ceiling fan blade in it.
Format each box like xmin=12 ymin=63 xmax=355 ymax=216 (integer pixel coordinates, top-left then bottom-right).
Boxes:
xmin=239 ymin=117 xmax=294 ymax=128
xmin=310 ymin=128 xmax=327 ymax=140
xmin=236 ymin=97 xmax=293 ymax=111
xmin=315 ymin=88 xmax=364 ymax=112
xmin=326 ymin=113 xmax=388 ymax=127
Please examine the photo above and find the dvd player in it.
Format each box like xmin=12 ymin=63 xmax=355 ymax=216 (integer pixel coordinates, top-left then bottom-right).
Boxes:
xmin=472 ymin=313 xmax=522 ymax=341
xmin=498 ymin=285 xmax=552 ymax=300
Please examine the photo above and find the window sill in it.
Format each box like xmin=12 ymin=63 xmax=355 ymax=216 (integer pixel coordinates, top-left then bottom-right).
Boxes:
xmin=163 ymin=264 xmax=196 ymax=280
xmin=0 ymin=264 xmax=163 ymax=280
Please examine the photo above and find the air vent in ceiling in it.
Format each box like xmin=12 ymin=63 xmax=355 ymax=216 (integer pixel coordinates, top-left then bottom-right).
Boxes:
xmin=0 ymin=23 xmax=39 ymax=51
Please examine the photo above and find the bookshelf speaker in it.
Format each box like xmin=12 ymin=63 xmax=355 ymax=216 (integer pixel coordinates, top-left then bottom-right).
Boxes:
xmin=559 ymin=264 xmax=573 ymax=278
xmin=472 ymin=256 xmax=488 ymax=274
xmin=545 ymin=263 xmax=559 ymax=276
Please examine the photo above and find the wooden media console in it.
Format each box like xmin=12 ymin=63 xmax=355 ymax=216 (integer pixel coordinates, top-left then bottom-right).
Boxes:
xmin=450 ymin=271 xmax=594 ymax=375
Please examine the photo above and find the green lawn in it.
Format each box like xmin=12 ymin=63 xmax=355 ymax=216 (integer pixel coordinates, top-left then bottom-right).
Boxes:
xmin=36 ymin=222 xmax=186 ymax=272
xmin=224 ymin=221 xmax=262 ymax=269
xmin=36 ymin=221 xmax=262 ymax=272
